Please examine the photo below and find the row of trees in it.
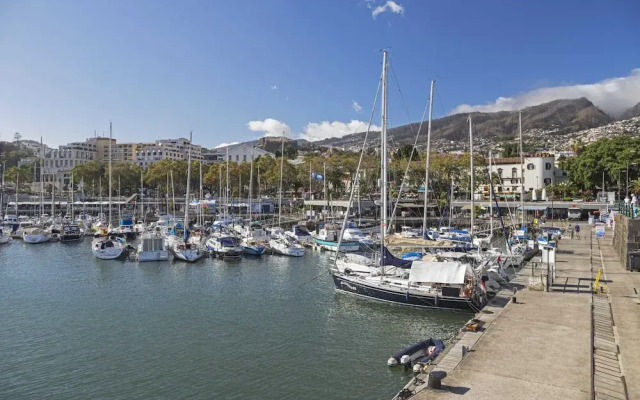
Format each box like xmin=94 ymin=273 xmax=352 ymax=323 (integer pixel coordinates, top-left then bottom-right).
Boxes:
xmin=11 ymin=135 xmax=639 ymax=203
xmin=58 ymin=151 xmax=487 ymax=204
xmin=562 ymin=135 xmax=640 ymax=196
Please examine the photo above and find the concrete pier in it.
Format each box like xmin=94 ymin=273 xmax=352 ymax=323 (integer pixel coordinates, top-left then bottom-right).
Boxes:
xmin=405 ymin=223 xmax=640 ymax=400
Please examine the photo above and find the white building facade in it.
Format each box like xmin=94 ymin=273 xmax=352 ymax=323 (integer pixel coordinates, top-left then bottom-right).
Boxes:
xmin=222 ymin=144 xmax=274 ymax=163
xmin=488 ymin=154 xmax=559 ymax=194
xmin=135 ymin=138 xmax=203 ymax=168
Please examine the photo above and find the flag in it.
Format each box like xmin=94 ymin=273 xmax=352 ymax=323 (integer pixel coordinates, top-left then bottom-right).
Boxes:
xmin=311 ymin=172 xmax=324 ymax=181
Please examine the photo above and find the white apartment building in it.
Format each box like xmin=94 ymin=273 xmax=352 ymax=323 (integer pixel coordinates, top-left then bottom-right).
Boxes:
xmin=135 ymin=138 xmax=203 ymax=169
xmin=42 ymin=140 xmax=97 ymax=189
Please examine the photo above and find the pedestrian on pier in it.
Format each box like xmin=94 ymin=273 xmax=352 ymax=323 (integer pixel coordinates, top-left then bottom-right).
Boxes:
xmin=575 ymin=224 xmax=580 ymax=239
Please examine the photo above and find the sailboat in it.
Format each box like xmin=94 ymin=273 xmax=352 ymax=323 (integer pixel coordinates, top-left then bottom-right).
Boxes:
xmin=92 ymin=122 xmax=127 ymax=260
xmin=269 ymin=133 xmax=305 ymax=257
xmin=24 ymin=138 xmax=52 ymax=244
xmin=169 ymin=132 xmax=207 ymax=262
xmin=330 ymin=51 xmax=486 ymax=311
xmin=239 ymin=147 xmax=266 ymax=255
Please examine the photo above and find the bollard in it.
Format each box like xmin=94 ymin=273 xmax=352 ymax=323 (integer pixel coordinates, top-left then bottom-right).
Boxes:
xmin=462 ymin=345 xmax=469 ymax=357
xmin=512 ymin=295 xmax=517 ymax=304
xmin=427 ymin=370 xmax=447 ymax=390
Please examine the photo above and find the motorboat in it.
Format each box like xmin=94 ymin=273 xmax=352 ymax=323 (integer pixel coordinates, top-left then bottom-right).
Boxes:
xmin=49 ymin=225 xmax=62 ymax=242
xmin=2 ymin=214 xmax=20 ymax=233
xmin=61 ymin=223 xmax=84 ymax=242
xmin=137 ymin=228 xmax=169 ymax=262
xmin=312 ymin=223 xmax=360 ymax=252
xmin=269 ymin=235 xmax=305 ymax=257
xmin=92 ymin=234 xmax=127 ymax=259
xmin=400 ymin=226 xmax=420 ymax=238
xmin=343 ymin=227 xmax=376 ymax=247
xmin=114 ymin=212 xmax=136 ymax=239
xmin=0 ymin=226 xmax=12 ymax=244
xmin=206 ymin=233 xmax=242 ymax=258
xmin=438 ymin=227 xmax=472 ymax=243
xmin=134 ymin=220 xmax=147 ymax=234
xmin=285 ymin=225 xmax=314 ymax=245
xmin=23 ymin=228 xmax=52 ymax=244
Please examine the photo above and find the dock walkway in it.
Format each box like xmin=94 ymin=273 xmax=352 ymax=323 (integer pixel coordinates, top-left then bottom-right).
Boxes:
xmin=407 ymin=223 xmax=639 ymax=400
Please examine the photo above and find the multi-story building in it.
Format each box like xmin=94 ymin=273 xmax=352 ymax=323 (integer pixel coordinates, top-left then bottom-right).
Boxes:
xmin=485 ymin=153 xmax=562 ymax=199
xmin=42 ymin=140 xmax=98 ymax=189
xmin=38 ymin=136 xmax=204 ymax=189
xmin=135 ymin=138 xmax=203 ymax=168
xmin=216 ymin=143 xmax=274 ymax=163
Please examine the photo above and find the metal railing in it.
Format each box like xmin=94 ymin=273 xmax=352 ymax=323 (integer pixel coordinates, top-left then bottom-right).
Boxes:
xmin=618 ymin=201 xmax=637 ymax=218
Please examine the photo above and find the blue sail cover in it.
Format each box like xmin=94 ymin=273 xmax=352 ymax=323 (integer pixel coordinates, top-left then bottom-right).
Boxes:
xmin=380 ymin=246 xmax=413 ymax=269
xmin=293 ymin=225 xmax=310 ymax=237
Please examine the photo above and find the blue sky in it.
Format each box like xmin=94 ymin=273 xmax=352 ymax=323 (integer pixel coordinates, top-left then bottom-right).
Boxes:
xmin=1 ymin=0 xmax=639 ymax=148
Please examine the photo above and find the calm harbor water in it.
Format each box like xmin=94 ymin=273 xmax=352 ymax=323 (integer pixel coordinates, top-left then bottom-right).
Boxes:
xmin=0 ymin=240 xmax=468 ymax=400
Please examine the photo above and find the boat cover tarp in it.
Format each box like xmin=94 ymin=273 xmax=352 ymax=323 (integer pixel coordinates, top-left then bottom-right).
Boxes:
xmin=408 ymin=261 xmax=467 ymax=284
xmin=293 ymin=225 xmax=311 ymax=236
xmin=380 ymin=246 xmax=413 ymax=269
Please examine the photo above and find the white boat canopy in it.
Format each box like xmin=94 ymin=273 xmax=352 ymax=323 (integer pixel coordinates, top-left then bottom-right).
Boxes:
xmin=408 ymin=261 xmax=468 ymax=285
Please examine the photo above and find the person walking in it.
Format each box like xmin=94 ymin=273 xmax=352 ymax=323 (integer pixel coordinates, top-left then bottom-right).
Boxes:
xmin=575 ymin=224 xmax=580 ymax=240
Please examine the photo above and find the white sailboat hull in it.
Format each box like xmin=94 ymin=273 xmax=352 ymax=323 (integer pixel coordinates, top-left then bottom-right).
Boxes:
xmin=23 ymin=232 xmax=51 ymax=244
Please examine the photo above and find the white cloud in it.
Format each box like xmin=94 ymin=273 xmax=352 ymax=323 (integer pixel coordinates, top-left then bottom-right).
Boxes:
xmin=214 ymin=142 xmax=239 ymax=149
xmin=300 ymin=120 xmax=380 ymax=141
xmin=270 ymin=85 xmax=278 ymax=90
xmin=247 ymin=118 xmax=292 ymax=137
xmin=372 ymin=1 xmax=404 ymax=18
xmin=247 ymin=118 xmax=379 ymax=142
xmin=364 ymin=0 xmax=375 ymax=9
xmin=451 ymin=68 xmax=640 ymax=117
xmin=352 ymin=100 xmax=362 ymax=113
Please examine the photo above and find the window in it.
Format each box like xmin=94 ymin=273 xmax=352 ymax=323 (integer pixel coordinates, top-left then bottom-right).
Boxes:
xmin=511 ymin=167 xmax=518 ymax=178
xmin=544 ymin=178 xmax=552 ymax=185
xmin=243 ymin=155 xmax=247 ymax=161
xmin=236 ymin=155 xmax=239 ymax=161
xmin=526 ymin=163 xmax=535 ymax=170
xmin=545 ymin=163 xmax=552 ymax=170
xmin=497 ymin=168 xmax=503 ymax=177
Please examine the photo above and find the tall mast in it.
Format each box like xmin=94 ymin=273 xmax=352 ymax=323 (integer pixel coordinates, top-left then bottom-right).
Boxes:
xmin=99 ymin=176 xmax=102 ymax=215
xmin=71 ymin=171 xmax=74 ymax=220
xmin=249 ymin=147 xmax=253 ymax=223
xmin=40 ymin=137 xmax=44 ymax=218
xmin=184 ymin=132 xmax=192 ymax=240
xmin=226 ymin=147 xmax=230 ymax=220
xmin=278 ymin=132 xmax=285 ymax=227
xmin=519 ymin=111 xmax=524 ymax=228
xmin=218 ymin=166 xmax=222 ymax=219
xmin=422 ymin=80 xmax=435 ymax=235
xmin=118 ymin=175 xmax=121 ymax=219
xmin=140 ymin=169 xmax=144 ymax=221
xmin=489 ymin=150 xmax=493 ymax=237
xmin=199 ymin=158 xmax=203 ymax=226
xmin=171 ymin=170 xmax=175 ymax=217
xmin=323 ymin=162 xmax=327 ymax=216
xmin=108 ymin=122 xmax=112 ymax=227
xmin=469 ymin=116 xmax=474 ymax=235
xmin=380 ymin=49 xmax=388 ymax=252
xmin=166 ymin=173 xmax=169 ymax=214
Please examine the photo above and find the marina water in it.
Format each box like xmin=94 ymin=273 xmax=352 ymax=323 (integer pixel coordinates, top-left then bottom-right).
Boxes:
xmin=0 ymin=241 xmax=467 ymax=399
